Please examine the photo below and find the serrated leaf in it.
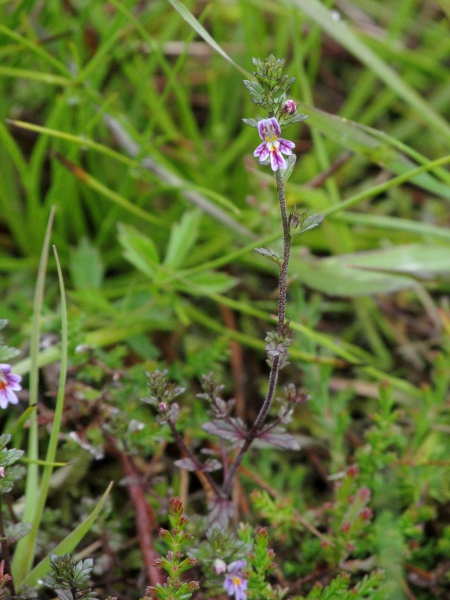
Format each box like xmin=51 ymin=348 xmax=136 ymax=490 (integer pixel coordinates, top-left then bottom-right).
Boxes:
xmin=0 ymin=447 xmax=24 ymax=466
xmin=174 ymin=458 xmax=198 ymax=471
xmin=5 ymin=522 xmax=32 ymax=544
xmin=256 ymin=425 xmax=301 ymax=450
xmin=164 ymin=209 xmax=201 ymax=269
xmin=0 ymin=435 xmax=11 ymax=450
xmin=202 ymin=419 xmax=247 ymax=442
xmin=117 ymin=223 xmax=160 ymax=278
xmin=285 ymin=113 xmax=309 ymax=125
xmin=254 ymin=247 xmax=282 ymax=266
xmin=203 ymin=458 xmax=222 ymax=472
xmin=294 ymin=213 xmax=325 ymax=235
xmin=242 ymin=118 xmax=259 ymax=128
xmin=54 ymin=589 xmax=75 ymax=600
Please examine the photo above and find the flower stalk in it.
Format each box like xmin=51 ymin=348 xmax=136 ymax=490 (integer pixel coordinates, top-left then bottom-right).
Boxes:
xmin=145 ymin=56 xmax=323 ymax=523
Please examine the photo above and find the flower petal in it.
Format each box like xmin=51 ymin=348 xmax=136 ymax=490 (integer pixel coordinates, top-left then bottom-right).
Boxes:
xmin=228 ymin=560 xmax=246 ymax=572
xmin=254 ymin=142 xmax=270 ymax=161
xmin=270 ymin=150 xmax=287 ymax=171
xmin=4 ymin=389 xmax=19 ymax=405
xmin=267 ymin=117 xmax=281 ymax=137
xmin=279 ymin=138 xmax=295 ymax=154
xmin=257 ymin=119 xmax=267 ymax=140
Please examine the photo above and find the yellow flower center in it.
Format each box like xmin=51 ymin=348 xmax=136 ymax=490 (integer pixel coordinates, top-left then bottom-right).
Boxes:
xmin=232 ymin=576 xmax=243 ymax=586
xmin=265 ymin=135 xmax=280 ymax=152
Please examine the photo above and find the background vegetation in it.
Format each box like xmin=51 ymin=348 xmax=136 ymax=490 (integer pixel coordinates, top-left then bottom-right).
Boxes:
xmin=1 ymin=0 xmax=450 ymax=599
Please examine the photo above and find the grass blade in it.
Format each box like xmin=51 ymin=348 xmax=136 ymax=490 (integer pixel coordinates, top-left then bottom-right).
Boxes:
xmin=11 ymin=207 xmax=56 ymax=582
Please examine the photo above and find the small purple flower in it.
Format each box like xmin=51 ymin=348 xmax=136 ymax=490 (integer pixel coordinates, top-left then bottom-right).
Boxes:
xmin=283 ymin=99 xmax=297 ymax=114
xmin=0 ymin=364 xmax=22 ymax=409
xmin=223 ymin=559 xmax=247 ymax=600
xmin=254 ymin=117 xmax=295 ymax=171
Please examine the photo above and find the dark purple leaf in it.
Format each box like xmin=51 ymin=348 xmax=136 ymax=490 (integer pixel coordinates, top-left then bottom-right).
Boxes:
xmin=257 ymin=425 xmax=300 ymax=450
xmin=174 ymin=457 xmax=199 ymax=471
xmin=202 ymin=418 xmax=247 ymax=442
xmin=203 ymin=459 xmax=222 ymax=472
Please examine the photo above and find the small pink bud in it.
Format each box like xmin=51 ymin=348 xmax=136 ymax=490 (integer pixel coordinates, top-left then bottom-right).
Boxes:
xmin=159 ymin=401 xmax=168 ymax=412
xmin=0 ymin=467 xmax=5 ymax=478
xmin=283 ymin=99 xmax=297 ymax=114
xmin=214 ymin=558 xmax=227 ymax=575
xmin=359 ymin=507 xmax=373 ymax=521
xmin=358 ymin=487 xmax=371 ymax=502
xmin=346 ymin=464 xmax=359 ymax=478
xmin=256 ymin=527 xmax=268 ymax=539
xmin=340 ymin=521 xmax=351 ymax=533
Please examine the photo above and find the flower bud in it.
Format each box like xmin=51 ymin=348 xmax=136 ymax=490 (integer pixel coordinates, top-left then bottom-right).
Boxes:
xmin=358 ymin=487 xmax=371 ymax=502
xmin=359 ymin=507 xmax=373 ymax=521
xmin=214 ymin=558 xmax=227 ymax=575
xmin=346 ymin=464 xmax=359 ymax=477
xmin=283 ymin=99 xmax=297 ymax=114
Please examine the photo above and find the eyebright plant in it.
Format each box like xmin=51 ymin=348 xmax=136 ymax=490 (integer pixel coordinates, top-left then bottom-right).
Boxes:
xmin=143 ymin=56 xmax=324 ymax=526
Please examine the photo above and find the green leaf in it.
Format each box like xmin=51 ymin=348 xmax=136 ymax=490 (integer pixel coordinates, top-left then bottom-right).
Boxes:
xmin=164 ymin=210 xmax=201 ymax=269
xmin=295 ymin=244 xmax=450 ymax=297
xmin=23 ymin=481 xmax=113 ymax=587
xmin=117 ymin=223 xmax=160 ymax=278
xmin=281 ymin=154 xmax=297 ymax=183
xmin=69 ymin=238 xmax=104 ymax=290
xmin=254 ymin=247 xmax=282 ymax=266
xmin=177 ymin=271 xmax=237 ymax=296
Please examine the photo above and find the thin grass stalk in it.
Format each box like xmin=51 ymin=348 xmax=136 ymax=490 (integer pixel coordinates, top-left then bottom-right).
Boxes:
xmin=11 ymin=207 xmax=56 ymax=582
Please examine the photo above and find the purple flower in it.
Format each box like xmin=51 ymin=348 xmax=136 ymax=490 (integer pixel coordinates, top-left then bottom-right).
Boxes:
xmin=223 ymin=559 xmax=247 ymax=600
xmin=0 ymin=364 xmax=22 ymax=409
xmin=254 ymin=117 xmax=295 ymax=171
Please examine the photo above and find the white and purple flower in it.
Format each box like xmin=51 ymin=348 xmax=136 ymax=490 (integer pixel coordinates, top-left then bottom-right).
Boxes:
xmin=0 ymin=364 xmax=22 ymax=409
xmin=253 ymin=117 xmax=295 ymax=171
xmin=223 ymin=559 xmax=248 ymax=600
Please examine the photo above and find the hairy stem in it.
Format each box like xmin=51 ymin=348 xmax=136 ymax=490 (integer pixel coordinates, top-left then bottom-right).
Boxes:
xmin=223 ymin=169 xmax=291 ymax=496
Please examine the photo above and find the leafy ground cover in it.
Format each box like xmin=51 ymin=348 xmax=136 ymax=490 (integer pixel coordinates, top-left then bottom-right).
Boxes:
xmin=1 ymin=0 xmax=450 ymax=599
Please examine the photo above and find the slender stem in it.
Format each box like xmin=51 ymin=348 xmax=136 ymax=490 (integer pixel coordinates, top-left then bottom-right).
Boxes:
xmin=275 ymin=168 xmax=291 ymax=333
xmin=223 ymin=169 xmax=291 ymax=496
xmin=166 ymin=419 xmax=225 ymax=499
